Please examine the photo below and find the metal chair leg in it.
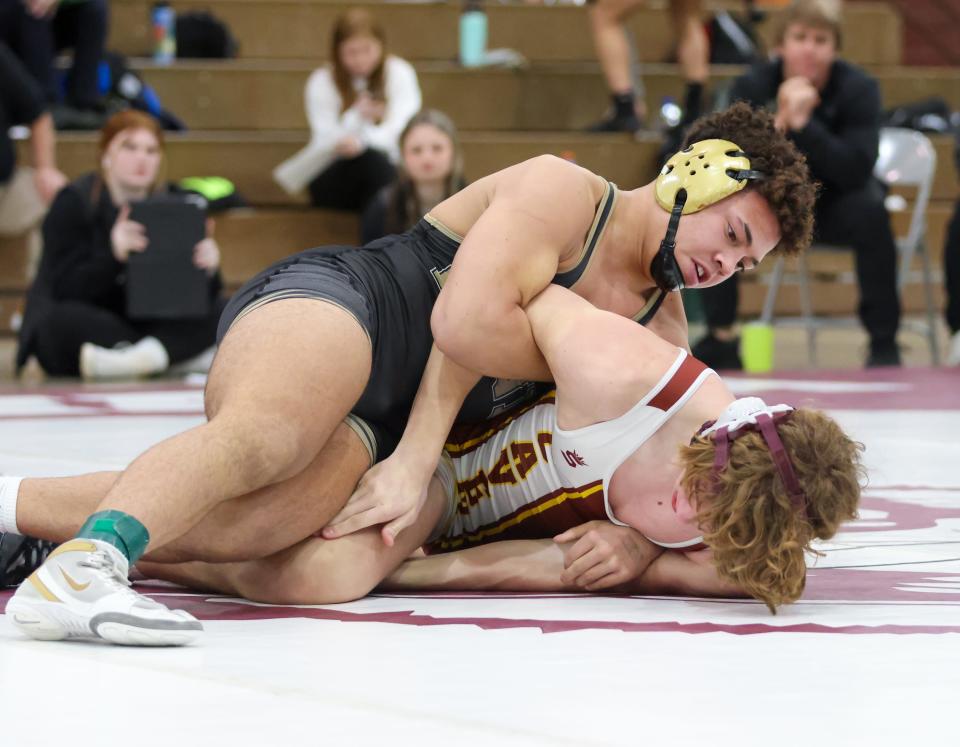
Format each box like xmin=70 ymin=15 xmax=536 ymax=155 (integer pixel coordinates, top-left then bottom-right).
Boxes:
xmin=797 ymin=254 xmax=817 ymax=367
xmin=760 ymin=257 xmax=786 ymax=325
xmin=919 ymin=240 xmax=941 ymax=365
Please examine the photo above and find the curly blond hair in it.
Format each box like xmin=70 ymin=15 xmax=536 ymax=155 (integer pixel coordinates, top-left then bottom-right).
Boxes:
xmin=677 ymin=408 xmax=863 ymax=613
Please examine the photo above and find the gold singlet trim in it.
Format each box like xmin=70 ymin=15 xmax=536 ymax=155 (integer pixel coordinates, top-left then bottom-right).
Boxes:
xmin=423 ymin=213 xmax=465 ymax=244
xmin=229 ymin=290 xmax=372 ymax=345
xmin=632 ymin=288 xmax=665 ymax=324
xmin=553 ymin=180 xmax=618 ymax=289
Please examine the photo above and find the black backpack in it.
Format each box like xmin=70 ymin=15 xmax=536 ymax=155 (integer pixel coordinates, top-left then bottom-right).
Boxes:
xmin=100 ymin=52 xmax=187 ymax=131
xmin=176 ymin=12 xmax=239 ymax=59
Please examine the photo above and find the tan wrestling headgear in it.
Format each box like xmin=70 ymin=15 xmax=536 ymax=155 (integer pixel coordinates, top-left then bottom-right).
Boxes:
xmin=651 ymin=139 xmax=765 ymax=292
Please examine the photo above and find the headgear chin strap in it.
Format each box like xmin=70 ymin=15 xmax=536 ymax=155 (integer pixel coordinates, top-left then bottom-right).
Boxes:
xmin=696 ymin=397 xmax=807 ymax=515
xmin=652 ymin=139 xmax=766 ymax=293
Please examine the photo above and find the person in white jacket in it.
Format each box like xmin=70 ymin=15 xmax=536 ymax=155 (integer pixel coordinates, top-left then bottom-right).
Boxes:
xmin=273 ymin=8 xmax=422 ymax=211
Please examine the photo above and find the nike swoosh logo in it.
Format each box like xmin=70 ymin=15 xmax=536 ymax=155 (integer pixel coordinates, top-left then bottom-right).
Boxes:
xmin=60 ymin=566 xmax=91 ymax=592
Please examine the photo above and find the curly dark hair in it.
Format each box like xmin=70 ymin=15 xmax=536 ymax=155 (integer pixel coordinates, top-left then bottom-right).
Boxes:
xmin=684 ymin=102 xmax=816 ymax=256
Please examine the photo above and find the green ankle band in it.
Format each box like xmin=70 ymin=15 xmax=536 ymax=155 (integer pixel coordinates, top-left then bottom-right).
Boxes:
xmin=76 ymin=510 xmax=150 ymax=563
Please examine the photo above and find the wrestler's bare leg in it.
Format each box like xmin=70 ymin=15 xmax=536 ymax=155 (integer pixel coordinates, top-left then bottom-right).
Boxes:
xmin=57 ymin=298 xmax=372 ymax=555
xmin=138 ymin=476 xmax=450 ymax=605
xmin=14 ymin=421 xmax=372 ymax=563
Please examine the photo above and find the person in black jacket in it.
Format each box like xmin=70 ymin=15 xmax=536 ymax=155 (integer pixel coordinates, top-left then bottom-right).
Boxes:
xmin=17 ymin=109 xmax=225 ymax=379
xmin=692 ymin=0 xmax=902 ymax=368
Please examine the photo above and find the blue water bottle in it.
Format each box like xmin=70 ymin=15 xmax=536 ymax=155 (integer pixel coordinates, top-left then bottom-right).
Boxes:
xmin=459 ymin=0 xmax=487 ymax=68
xmin=152 ymin=1 xmax=177 ymax=65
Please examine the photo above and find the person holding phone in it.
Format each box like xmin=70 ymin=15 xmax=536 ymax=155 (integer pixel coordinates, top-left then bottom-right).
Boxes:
xmin=273 ymin=8 xmax=422 ymax=211
xmin=16 ymin=109 xmax=225 ymax=380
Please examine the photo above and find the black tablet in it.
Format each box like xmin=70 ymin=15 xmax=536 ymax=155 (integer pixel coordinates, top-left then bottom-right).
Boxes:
xmin=126 ymin=194 xmax=210 ymax=320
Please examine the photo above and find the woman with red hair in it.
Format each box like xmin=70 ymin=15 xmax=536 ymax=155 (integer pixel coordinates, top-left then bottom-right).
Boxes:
xmin=16 ymin=109 xmax=225 ymax=380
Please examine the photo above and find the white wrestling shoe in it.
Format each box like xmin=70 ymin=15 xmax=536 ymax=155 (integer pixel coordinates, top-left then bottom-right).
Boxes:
xmin=6 ymin=538 xmax=202 ymax=646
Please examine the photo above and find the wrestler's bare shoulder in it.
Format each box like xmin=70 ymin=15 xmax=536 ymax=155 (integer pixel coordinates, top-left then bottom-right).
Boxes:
xmin=430 ymin=155 xmax=607 ymax=240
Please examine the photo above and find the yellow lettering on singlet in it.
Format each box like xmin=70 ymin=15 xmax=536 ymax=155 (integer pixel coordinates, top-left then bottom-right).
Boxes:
xmin=488 ymin=448 xmax=517 ymax=486
xmin=456 ymin=470 xmax=491 ymax=514
xmin=510 ymin=441 xmax=538 ymax=481
xmin=537 ymin=432 xmax=553 ymax=463
xmin=431 ymin=264 xmax=452 ymax=290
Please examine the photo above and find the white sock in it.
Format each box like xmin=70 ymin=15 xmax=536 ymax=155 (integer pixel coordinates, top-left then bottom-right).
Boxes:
xmin=80 ymin=336 xmax=170 ymax=381
xmin=0 ymin=476 xmax=24 ymax=535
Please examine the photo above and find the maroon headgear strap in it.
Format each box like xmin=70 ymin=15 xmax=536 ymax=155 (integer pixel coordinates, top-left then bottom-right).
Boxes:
xmin=708 ymin=412 xmax=807 ymax=515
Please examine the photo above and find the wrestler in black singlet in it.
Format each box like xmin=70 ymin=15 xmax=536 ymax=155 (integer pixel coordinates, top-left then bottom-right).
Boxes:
xmin=218 ymin=182 xmax=664 ymax=462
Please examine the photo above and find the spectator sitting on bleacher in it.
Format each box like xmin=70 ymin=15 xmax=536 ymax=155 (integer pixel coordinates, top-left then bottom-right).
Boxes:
xmin=273 ymin=8 xmax=422 ymax=211
xmin=16 ymin=110 xmax=226 ymax=381
xmin=692 ymin=0 xmax=903 ymax=369
xmin=0 ymin=0 xmax=108 ymax=129
xmin=0 ymin=43 xmax=66 ymax=266
xmin=360 ymin=109 xmax=465 ymax=245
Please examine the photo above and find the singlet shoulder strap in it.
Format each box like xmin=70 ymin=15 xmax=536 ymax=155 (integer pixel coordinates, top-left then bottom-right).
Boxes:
xmin=553 ymin=180 xmax=617 ymax=289
xmin=553 ymin=350 xmax=716 ymax=528
xmin=633 ymin=288 xmax=667 ymax=326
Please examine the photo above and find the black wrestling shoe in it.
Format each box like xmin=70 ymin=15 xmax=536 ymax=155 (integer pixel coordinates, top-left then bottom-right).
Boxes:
xmin=586 ymin=112 xmax=642 ymax=134
xmin=692 ymin=334 xmax=743 ymax=371
xmin=866 ymin=341 xmax=902 ymax=368
xmin=0 ymin=533 xmax=56 ymax=588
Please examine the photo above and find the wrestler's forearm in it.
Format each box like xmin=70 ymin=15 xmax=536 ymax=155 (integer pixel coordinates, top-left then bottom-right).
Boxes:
xmin=624 ymin=551 xmax=746 ymax=599
xmin=380 ymin=540 xmax=573 ymax=592
xmin=394 ymin=345 xmax=482 ymax=471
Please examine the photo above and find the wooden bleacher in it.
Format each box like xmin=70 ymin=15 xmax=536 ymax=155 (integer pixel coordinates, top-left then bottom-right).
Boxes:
xmin=106 ymin=60 xmax=960 ymax=133
xmin=108 ymin=1 xmax=903 ymax=66
xmin=1 ymin=0 xmax=955 ymax=335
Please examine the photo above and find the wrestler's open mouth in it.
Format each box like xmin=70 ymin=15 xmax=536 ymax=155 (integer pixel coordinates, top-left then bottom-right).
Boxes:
xmin=693 ymin=261 xmax=706 ymax=285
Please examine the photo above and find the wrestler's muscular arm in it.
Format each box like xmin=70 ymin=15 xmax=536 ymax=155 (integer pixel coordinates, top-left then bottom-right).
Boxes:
xmin=324 ymin=158 xmax=598 ymax=543
xmin=524 ymin=284 xmax=682 ymax=426
xmin=323 ymin=346 xmax=480 ymax=544
xmin=382 ymin=538 xmax=745 ymax=600
xmin=624 ymin=548 xmax=746 ymax=598
xmin=431 ymin=156 xmax=600 ymax=380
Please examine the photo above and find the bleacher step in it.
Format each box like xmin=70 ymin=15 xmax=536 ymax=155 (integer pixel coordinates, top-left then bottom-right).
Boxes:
xmin=110 ymin=0 xmax=902 ymax=66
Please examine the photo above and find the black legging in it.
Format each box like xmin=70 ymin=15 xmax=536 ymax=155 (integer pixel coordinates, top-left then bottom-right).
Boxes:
xmin=698 ymin=180 xmax=902 ymax=348
xmin=0 ymin=0 xmax=108 ymax=108
xmin=32 ymin=298 xmax=226 ymax=377
xmin=308 ymin=148 xmax=396 ymax=211
xmin=944 ymin=200 xmax=960 ymax=334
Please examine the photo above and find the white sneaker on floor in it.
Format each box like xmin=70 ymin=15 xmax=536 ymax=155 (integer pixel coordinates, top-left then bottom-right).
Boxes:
xmin=947 ymin=331 xmax=960 ymax=367
xmin=80 ymin=336 xmax=170 ymax=381
xmin=6 ymin=538 xmax=202 ymax=646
